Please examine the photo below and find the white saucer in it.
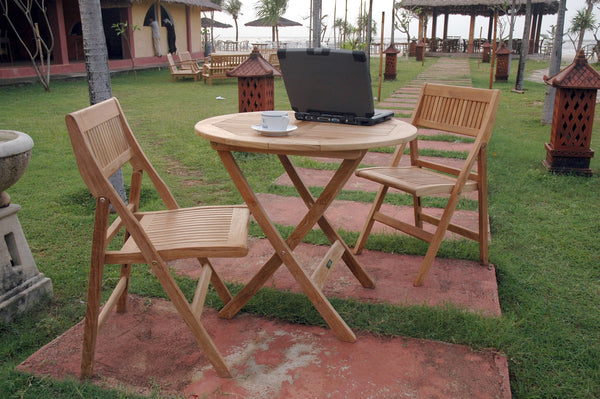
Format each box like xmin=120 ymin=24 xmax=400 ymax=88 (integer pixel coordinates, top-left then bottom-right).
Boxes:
xmin=251 ymin=124 xmax=297 ymax=137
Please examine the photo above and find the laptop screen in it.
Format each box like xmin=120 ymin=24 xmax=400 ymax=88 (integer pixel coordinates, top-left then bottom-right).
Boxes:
xmin=277 ymin=48 xmax=376 ymax=118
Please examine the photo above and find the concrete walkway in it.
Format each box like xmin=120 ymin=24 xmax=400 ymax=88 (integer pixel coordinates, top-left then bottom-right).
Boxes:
xmin=18 ymin=57 xmax=511 ymax=399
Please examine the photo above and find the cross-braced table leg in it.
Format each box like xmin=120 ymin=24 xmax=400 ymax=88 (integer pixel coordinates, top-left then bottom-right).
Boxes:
xmin=278 ymin=154 xmax=375 ymax=288
xmin=216 ymin=150 xmax=372 ymax=342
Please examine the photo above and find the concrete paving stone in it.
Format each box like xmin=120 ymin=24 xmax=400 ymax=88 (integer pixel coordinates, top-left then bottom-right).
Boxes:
xmin=18 ymin=295 xmax=510 ymax=398
xmin=274 ymin=167 xmax=479 ymax=200
xmin=253 ymin=193 xmax=484 ymax=240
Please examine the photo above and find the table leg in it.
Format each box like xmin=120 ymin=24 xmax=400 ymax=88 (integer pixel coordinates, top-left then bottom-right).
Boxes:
xmin=216 ymin=151 xmax=356 ymax=342
xmin=278 ymin=154 xmax=375 ymax=288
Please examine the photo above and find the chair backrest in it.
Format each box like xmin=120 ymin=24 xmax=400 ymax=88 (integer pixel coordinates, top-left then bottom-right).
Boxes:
xmin=411 ymin=83 xmax=500 ymax=138
xmin=65 ymin=97 xmax=177 ymax=209
xmin=407 ymin=83 xmax=501 ymax=176
xmin=166 ymin=53 xmax=178 ymax=72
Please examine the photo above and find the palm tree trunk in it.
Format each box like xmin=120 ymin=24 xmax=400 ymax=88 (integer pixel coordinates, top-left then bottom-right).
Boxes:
xmin=312 ymin=0 xmax=321 ymax=47
xmin=79 ymin=0 xmax=126 ymax=202
xmin=542 ymin=0 xmax=566 ymax=124
xmin=514 ymin=0 xmax=532 ymax=92
xmin=79 ymin=0 xmax=112 ymax=104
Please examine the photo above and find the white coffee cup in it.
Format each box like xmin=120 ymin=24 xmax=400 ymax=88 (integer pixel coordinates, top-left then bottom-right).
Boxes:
xmin=261 ymin=111 xmax=289 ymax=131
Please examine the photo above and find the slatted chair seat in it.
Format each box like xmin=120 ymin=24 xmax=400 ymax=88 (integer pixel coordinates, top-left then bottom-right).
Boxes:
xmin=356 ymin=166 xmax=479 ymax=197
xmin=108 ymin=206 xmax=249 ymax=264
xmin=354 ymin=83 xmax=501 ymax=286
xmin=66 ymin=97 xmax=250 ymax=379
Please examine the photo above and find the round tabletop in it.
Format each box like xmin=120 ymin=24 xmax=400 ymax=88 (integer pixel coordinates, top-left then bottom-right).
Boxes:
xmin=195 ymin=112 xmax=417 ymax=155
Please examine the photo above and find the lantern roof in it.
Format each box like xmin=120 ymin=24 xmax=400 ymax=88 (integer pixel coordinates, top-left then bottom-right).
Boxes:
xmin=544 ymin=50 xmax=600 ymax=89
xmin=226 ymin=47 xmax=282 ymax=78
xmin=496 ymin=43 xmax=512 ymax=55
xmin=383 ymin=44 xmax=400 ymax=54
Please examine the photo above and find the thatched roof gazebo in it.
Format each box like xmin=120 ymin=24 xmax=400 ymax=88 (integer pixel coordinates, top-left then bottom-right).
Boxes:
xmin=201 ymin=17 xmax=232 ymax=29
xmin=400 ymin=0 xmax=559 ymax=54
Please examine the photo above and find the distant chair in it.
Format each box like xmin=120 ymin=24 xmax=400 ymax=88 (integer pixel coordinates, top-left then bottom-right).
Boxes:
xmin=167 ymin=53 xmax=202 ymax=82
xmin=66 ymin=97 xmax=250 ymax=379
xmin=354 ymin=83 xmax=501 ymax=287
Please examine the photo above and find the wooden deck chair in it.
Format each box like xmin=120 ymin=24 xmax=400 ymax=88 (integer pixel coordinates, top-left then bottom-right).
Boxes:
xmin=354 ymin=83 xmax=501 ymax=286
xmin=167 ymin=53 xmax=202 ymax=81
xmin=66 ymin=97 xmax=250 ymax=378
xmin=178 ymin=50 xmax=203 ymax=71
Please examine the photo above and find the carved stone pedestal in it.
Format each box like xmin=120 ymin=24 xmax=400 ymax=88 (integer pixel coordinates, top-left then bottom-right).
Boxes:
xmin=0 ymin=204 xmax=53 ymax=322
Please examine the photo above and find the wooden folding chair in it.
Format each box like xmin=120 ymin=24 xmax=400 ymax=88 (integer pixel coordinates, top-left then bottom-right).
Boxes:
xmin=66 ymin=97 xmax=250 ymax=378
xmin=354 ymin=83 xmax=501 ymax=286
xmin=167 ymin=53 xmax=202 ymax=81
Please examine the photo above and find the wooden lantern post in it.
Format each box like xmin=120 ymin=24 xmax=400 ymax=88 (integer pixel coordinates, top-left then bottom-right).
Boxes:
xmin=409 ymin=39 xmax=417 ymax=57
xmin=383 ymin=44 xmax=400 ymax=80
xmin=482 ymin=41 xmax=491 ymax=63
xmin=226 ymin=47 xmax=281 ymax=113
xmin=543 ymin=50 xmax=600 ymax=176
xmin=415 ymin=40 xmax=425 ymax=62
xmin=494 ymin=43 xmax=512 ymax=81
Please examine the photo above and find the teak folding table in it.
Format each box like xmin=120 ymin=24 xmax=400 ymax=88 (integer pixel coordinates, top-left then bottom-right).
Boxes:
xmin=195 ymin=112 xmax=417 ymax=342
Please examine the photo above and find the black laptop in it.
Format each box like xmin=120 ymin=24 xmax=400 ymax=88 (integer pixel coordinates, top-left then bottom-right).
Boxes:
xmin=277 ymin=48 xmax=394 ymax=126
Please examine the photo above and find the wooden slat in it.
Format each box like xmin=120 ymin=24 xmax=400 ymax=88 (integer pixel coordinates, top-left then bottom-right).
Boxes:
xmin=373 ymin=211 xmax=434 ymax=242
xmin=98 ymin=276 xmax=128 ymax=329
xmin=191 ymin=261 xmax=212 ymax=317
xmin=311 ymin=240 xmax=345 ymax=290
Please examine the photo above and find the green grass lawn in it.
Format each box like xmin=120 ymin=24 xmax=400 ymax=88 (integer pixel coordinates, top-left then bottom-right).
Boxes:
xmin=0 ymin=56 xmax=599 ymax=398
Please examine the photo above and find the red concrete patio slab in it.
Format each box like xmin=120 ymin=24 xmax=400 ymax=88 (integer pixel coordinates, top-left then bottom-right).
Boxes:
xmin=18 ymin=295 xmax=510 ymax=398
xmin=172 ymin=237 xmax=500 ymax=316
xmin=314 ymin=151 xmax=467 ymax=169
xmin=379 ymin=102 xmax=413 ymax=109
xmin=397 ymin=87 xmax=422 ymax=93
xmin=253 ymin=193 xmax=485 ymax=241
xmin=274 ymin=167 xmax=479 ymax=200
xmin=378 ymin=97 xmax=417 ymax=105
xmin=390 ymin=93 xmax=418 ymax=99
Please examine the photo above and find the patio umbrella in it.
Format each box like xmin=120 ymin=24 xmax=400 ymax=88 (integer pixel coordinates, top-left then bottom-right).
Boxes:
xmin=245 ymin=16 xmax=302 ymax=44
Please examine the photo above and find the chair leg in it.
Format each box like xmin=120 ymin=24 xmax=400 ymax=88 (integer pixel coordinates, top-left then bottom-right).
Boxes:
xmin=413 ymin=195 xmax=423 ymax=228
xmin=81 ymin=197 xmax=109 ymax=379
xmin=354 ymin=185 xmax=389 ymax=254
xmin=414 ymin=190 xmax=464 ymax=286
xmin=116 ymin=264 xmax=131 ymax=313
xmin=478 ymin=189 xmax=489 ymax=265
xmin=198 ymin=257 xmax=233 ymax=305
xmin=150 ymin=259 xmax=232 ymax=378
xmin=478 ymin=149 xmax=489 ymax=265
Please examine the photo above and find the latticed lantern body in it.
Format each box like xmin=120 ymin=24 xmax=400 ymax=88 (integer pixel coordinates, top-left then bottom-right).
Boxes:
xmin=494 ymin=43 xmax=511 ymax=81
xmin=415 ymin=41 xmax=425 ymax=62
xmin=237 ymin=77 xmax=275 ymax=112
xmin=226 ymin=47 xmax=281 ymax=113
xmin=482 ymin=42 xmax=491 ymax=63
xmin=409 ymin=40 xmax=417 ymax=57
xmin=383 ymin=44 xmax=400 ymax=80
xmin=543 ymin=50 xmax=600 ymax=176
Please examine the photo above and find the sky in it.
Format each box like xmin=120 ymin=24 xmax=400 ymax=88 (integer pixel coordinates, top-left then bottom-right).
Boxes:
xmin=211 ymin=0 xmax=595 ymax=46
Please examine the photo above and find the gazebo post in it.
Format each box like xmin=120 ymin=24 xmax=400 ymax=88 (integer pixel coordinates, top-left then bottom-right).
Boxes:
xmin=432 ymin=11 xmax=438 ymax=35
xmin=467 ymin=14 xmax=476 ymax=53
xmin=443 ymin=13 xmax=449 ymax=42
xmin=534 ymin=13 xmax=543 ymax=53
